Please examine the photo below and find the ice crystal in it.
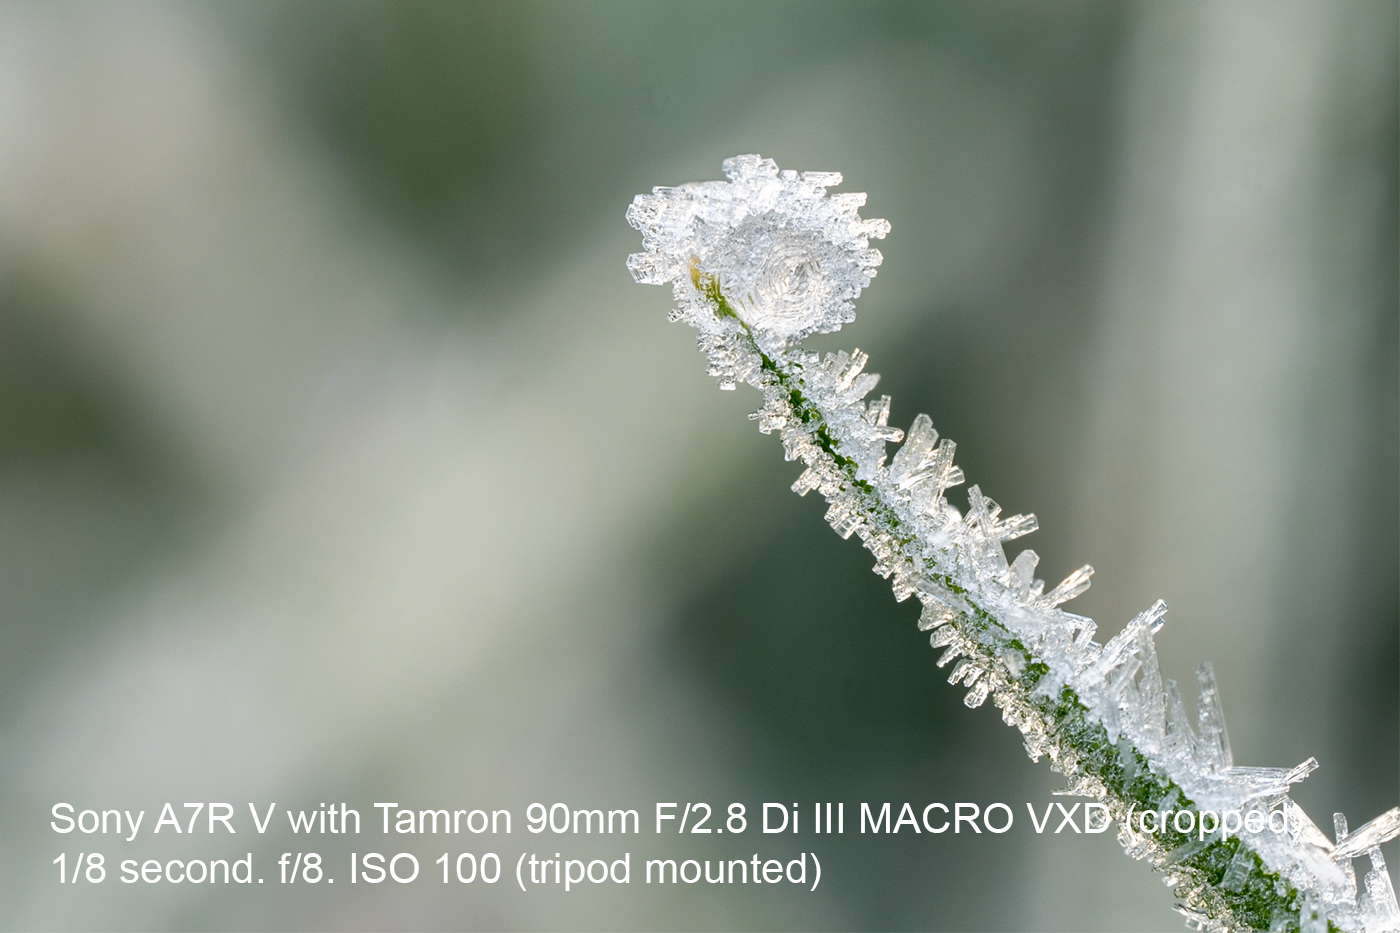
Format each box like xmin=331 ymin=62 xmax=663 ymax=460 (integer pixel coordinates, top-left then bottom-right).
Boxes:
xmin=627 ymin=156 xmax=1400 ymax=933
xmin=627 ymin=154 xmax=889 ymax=347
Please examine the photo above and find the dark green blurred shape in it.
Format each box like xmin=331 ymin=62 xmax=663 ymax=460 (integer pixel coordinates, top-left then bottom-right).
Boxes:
xmin=234 ymin=1 xmax=1124 ymax=293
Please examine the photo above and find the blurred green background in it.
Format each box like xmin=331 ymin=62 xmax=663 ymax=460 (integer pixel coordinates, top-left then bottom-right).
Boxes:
xmin=0 ymin=1 xmax=1394 ymax=929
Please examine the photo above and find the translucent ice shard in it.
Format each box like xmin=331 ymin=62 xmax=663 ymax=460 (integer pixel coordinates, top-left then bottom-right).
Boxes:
xmin=1043 ymin=565 xmax=1095 ymax=608
xmin=888 ymin=413 xmax=939 ymax=488
xmin=1333 ymin=808 xmax=1400 ymax=861
xmin=1336 ymin=813 xmax=1360 ymax=902
xmin=628 ymin=156 xmax=1400 ymax=933
xmin=1195 ymin=661 xmax=1233 ymax=772
xmin=1363 ymin=850 xmax=1400 ymax=929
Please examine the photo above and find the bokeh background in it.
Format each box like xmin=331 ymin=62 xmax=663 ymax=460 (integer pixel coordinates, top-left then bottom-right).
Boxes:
xmin=0 ymin=1 xmax=1394 ymax=930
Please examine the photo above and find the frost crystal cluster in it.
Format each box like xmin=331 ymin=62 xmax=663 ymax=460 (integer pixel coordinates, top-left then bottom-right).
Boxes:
xmin=627 ymin=155 xmax=1400 ymax=932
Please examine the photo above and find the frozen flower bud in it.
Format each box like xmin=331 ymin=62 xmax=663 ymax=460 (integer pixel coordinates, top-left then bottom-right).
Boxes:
xmin=626 ymin=154 xmax=889 ymax=344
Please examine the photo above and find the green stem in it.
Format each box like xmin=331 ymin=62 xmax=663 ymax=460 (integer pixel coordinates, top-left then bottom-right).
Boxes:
xmin=707 ymin=283 xmax=1317 ymax=932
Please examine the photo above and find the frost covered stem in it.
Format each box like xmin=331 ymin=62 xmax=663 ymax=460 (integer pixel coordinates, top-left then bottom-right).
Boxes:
xmin=628 ymin=155 xmax=1400 ymax=933
xmin=720 ymin=291 xmax=1314 ymax=932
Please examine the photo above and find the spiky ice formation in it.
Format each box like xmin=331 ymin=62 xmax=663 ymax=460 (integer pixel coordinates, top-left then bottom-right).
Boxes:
xmin=627 ymin=153 xmax=889 ymax=349
xmin=627 ymin=155 xmax=1400 ymax=933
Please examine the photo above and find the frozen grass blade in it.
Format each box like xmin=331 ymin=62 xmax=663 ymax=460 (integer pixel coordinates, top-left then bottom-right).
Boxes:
xmin=627 ymin=155 xmax=1399 ymax=932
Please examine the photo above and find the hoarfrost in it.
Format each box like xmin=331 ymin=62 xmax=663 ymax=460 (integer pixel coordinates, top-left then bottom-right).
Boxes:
xmin=628 ymin=155 xmax=1399 ymax=933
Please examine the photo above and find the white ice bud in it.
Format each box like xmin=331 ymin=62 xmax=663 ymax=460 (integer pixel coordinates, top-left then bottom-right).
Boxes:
xmin=626 ymin=154 xmax=888 ymax=344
